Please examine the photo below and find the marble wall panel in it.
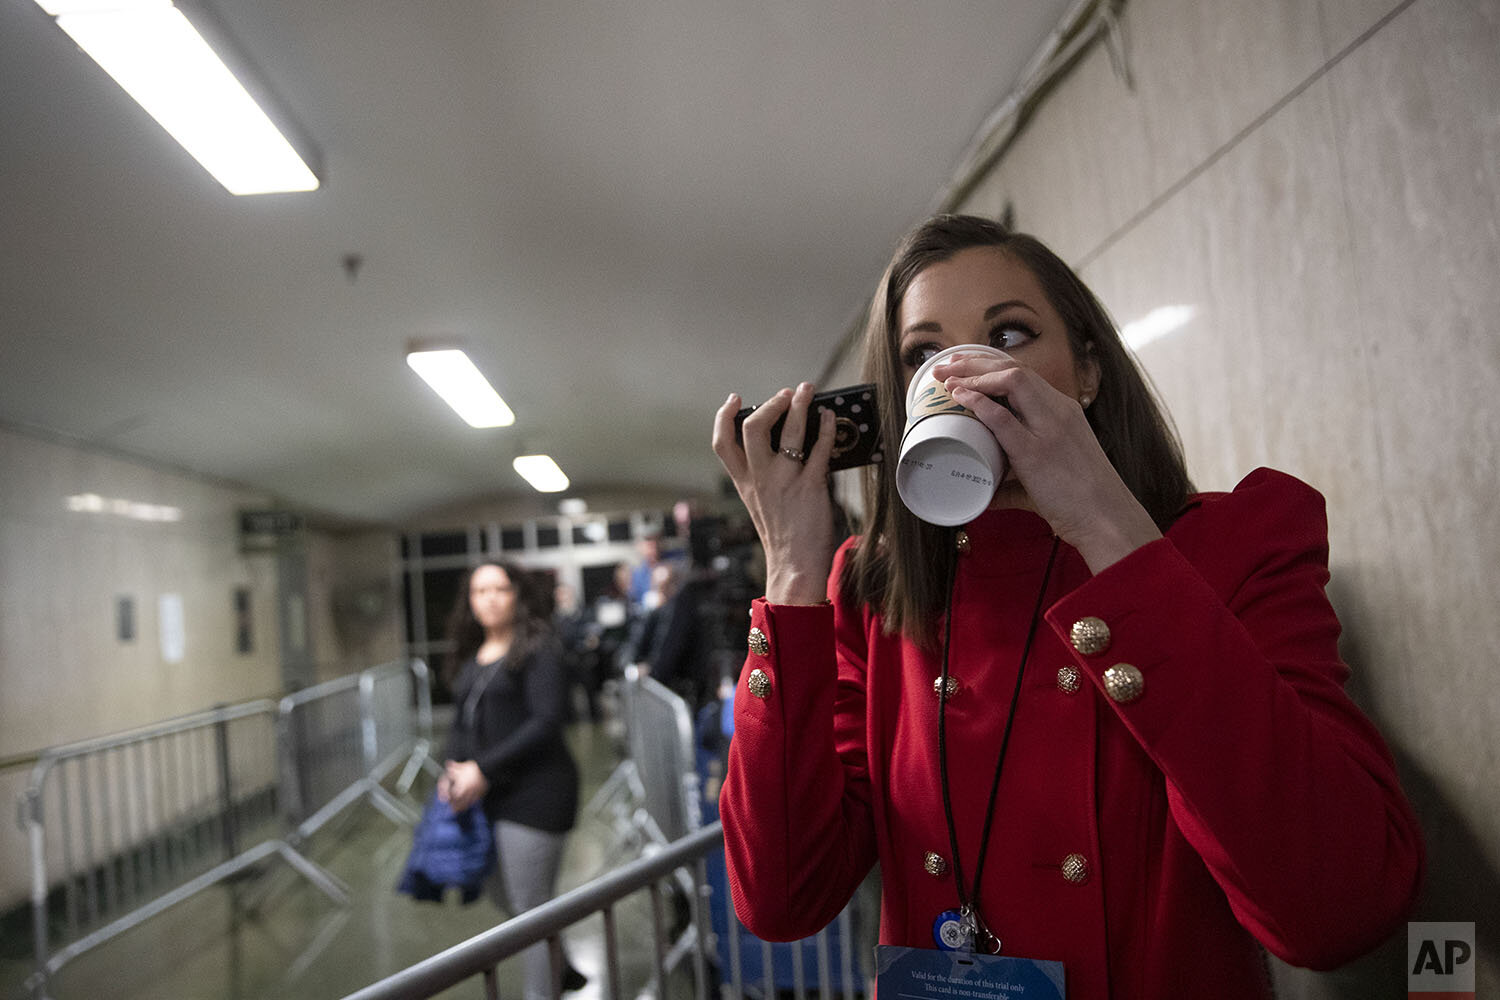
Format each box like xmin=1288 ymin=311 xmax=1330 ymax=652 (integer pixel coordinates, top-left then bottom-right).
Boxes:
xmin=0 ymin=513 xmax=66 ymax=744
xmin=1075 ymin=193 xmax=1239 ymax=478
xmin=1324 ymin=0 xmax=1500 ymax=853
xmin=1123 ymin=0 xmax=1328 ymax=199
xmin=968 ymin=33 xmax=1156 ymax=263
xmin=965 ymin=0 xmax=1332 ymax=265
xmin=1080 ymin=73 xmax=1423 ymax=730
xmin=1317 ymin=0 xmax=1419 ymax=61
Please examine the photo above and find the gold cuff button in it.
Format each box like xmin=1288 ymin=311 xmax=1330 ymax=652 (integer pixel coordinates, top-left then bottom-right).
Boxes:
xmin=933 ymin=676 xmax=961 ymax=700
xmin=747 ymin=627 xmax=770 ymax=657
xmin=923 ymin=851 xmax=949 ymax=877
xmin=1103 ymin=663 xmax=1144 ymax=703
xmin=1061 ymin=853 xmax=1089 ymax=884
xmin=955 ymin=530 xmax=971 ymax=555
xmin=1056 ymin=666 xmax=1081 ymax=694
xmin=747 ymin=668 xmax=772 ymax=699
xmin=1069 ymin=617 xmax=1111 ymax=655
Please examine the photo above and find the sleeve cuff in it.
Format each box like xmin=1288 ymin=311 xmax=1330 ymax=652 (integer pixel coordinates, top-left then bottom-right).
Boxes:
xmin=737 ymin=597 xmax=837 ymax=724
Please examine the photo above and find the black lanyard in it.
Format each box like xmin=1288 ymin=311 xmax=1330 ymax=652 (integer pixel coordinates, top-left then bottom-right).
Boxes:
xmin=936 ymin=533 xmax=1060 ymax=953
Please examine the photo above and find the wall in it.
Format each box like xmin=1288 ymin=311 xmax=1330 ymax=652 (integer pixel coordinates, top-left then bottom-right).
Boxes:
xmin=953 ymin=0 xmax=1497 ymax=993
xmin=0 ymin=424 xmax=402 ymax=911
xmin=306 ymin=528 xmax=405 ymax=681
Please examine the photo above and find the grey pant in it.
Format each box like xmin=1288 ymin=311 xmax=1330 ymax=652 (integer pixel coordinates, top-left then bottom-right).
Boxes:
xmin=488 ymin=820 xmax=568 ymax=1000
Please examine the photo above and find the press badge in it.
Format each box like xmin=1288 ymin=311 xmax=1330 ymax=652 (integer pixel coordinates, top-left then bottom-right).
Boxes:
xmin=876 ymin=944 xmax=1064 ymax=1000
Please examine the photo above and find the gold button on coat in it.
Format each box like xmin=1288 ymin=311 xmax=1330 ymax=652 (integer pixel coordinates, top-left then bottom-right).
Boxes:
xmin=747 ymin=668 xmax=772 ymax=699
xmin=1069 ymin=617 xmax=1111 ymax=655
xmin=923 ymin=852 xmax=948 ymax=877
xmin=955 ymin=530 xmax=971 ymax=555
xmin=933 ymin=676 xmax=961 ymax=700
xmin=1056 ymin=666 xmax=1081 ymax=694
xmin=1103 ymin=663 xmax=1144 ymax=703
xmin=747 ymin=627 xmax=770 ymax=657
xmin=1061 ymin=853 xmax=1089 ymax=884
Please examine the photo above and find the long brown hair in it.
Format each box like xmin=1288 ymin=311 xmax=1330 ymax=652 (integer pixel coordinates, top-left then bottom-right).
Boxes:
xmin=841 ymin=214 xmax=1192 ymax=642
xmin=444 ymin=560 xmax=552 ymax=679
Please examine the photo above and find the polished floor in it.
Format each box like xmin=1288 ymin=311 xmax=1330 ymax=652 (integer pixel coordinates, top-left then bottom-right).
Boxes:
xmin=0 ymin=719 xmax=670 ymax=1000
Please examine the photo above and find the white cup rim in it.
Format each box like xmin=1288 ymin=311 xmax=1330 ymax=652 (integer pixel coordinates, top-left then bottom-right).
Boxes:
xmin=905 ymin=343 xmax=1010 ymax=414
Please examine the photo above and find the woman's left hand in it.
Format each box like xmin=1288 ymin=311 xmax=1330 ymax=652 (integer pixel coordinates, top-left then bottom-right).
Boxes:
xmin=936 ymin=354 xmax=1162 ymax=573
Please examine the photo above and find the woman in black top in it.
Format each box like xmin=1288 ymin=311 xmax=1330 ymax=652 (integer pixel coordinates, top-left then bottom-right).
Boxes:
xmin=442 ymin=560 xmax=582 ymax=999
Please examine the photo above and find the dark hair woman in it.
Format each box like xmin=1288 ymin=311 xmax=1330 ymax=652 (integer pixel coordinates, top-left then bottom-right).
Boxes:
xmin=440 ymin=561 xmax=584 ymax=999
xmin=710 ymin=215 xmax=1422 ymax=998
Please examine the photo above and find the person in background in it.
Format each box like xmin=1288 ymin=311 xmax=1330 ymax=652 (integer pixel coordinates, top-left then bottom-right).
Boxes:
xmin=631 ymin=558 xmax=718 ymax=708
xmin=553 ymin=582 xmax=595 ymax=721
xmin=441 ymin=561 xmax=586 ymax=998
xmin=710 ymin=214 xmax=1423 ymax=998
xmin=627 ymin=534 xmax=664 ymax=614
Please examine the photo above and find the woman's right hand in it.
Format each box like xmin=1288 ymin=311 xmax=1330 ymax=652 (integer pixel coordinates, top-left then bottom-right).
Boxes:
xmin=440 ymin=759 xmax=488 ymax=812
xmin=712 ymin=383 xmax=838 ymax=606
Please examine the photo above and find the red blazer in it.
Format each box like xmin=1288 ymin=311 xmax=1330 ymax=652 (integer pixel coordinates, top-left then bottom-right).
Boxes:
xmin=721 ymin=469 xmax=1422 ymax=999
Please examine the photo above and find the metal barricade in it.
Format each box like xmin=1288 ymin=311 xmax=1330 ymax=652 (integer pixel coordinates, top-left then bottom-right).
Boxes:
xmin=621 ymin=669 xmax=700 ymax=846
xmin=338 ymin=820 xmax=867 ymax=1000
xmin=277 ymin=659 xmax=439 ymax=839
xmin=16 ymin=657 xmax=437 ymax=999
xmin=17 ymin=701 xmax=349 ymax=1000
xmin=341 ymin=822 xmax=724 ymax=1000
xmin=596 ymin=670 xmax=866 ymax=1000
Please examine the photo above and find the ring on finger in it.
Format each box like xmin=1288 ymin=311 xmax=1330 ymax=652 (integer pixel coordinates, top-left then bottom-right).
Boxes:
xmin=779 ymin=446 xmax=806 ymax=462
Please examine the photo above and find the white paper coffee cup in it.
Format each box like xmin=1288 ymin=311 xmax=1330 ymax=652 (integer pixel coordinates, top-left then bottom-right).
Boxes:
xmin=896 ymin=345 xmax=1008 ymax=526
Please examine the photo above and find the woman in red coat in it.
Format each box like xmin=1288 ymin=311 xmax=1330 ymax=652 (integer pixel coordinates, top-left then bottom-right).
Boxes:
xmin=710 ymin=215 xmax=1422 ymax=998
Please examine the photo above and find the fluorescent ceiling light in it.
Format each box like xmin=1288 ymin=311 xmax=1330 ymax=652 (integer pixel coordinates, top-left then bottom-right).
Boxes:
xmin=37 ymin=0 xmax=319 ymax=195
xmin=513 ymin=455 xmax=570 ymax=494
xmin=406 ymin=349 xmax=516 ymax=428
xmin=1121 ymin=305 xmax=1197 ymax=352
xmin=66 ymin=491 xmax=183 ymax=522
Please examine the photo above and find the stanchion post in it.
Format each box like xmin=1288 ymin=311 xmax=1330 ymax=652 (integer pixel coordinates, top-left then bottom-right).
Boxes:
xmin=23 ymin=780 xmax=50 ymax=1000
xmin=213 ymin=706 xmax=239 ymax=859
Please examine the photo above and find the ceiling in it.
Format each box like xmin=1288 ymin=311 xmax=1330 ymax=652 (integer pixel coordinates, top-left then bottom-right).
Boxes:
xmin=0 ymin=0 xmax=1077 ymax=526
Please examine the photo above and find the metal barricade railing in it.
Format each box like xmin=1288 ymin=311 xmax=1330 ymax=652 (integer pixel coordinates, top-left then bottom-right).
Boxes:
xmin=622 ymin=669 xmax=701 ymax=846
xmin=584 ymin=669 xmax=866 ymax=1000
xmin=277 ymin=659 xmax=440 ymax=840
xmin=17 ymin=701 xmax=350 ymax=1000
xmin=16 ymin=657 xmax=439 ymax=1000
xmin=586 ymin=670 xmax=699 ymax=865
xmin=340 ymin=822 xmax=723 ymax=1000
xmin=338 ymin=820 xmax=866 ymax=1000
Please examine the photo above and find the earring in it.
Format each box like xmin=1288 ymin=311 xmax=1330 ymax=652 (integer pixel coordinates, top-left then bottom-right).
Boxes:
xmin=1080 ymin=395 xmax=1093 ymax=409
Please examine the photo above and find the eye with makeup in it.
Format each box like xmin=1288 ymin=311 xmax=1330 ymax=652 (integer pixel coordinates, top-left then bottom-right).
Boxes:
xmin=899 ymin=321 xmax=1039 ymax=370
xmin=988 ymin=320 xmax=1038 ymax=351
xmin=900 ymin=342 xmax=941 ymax=370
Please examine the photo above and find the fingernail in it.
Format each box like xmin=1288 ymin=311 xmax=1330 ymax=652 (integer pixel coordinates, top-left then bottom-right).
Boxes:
xmin=726 ymin=392 xmax=738 ymax=404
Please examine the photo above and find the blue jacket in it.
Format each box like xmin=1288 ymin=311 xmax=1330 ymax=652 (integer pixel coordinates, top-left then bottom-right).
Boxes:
xmin=397 ymin=795 xmax=495 ymax=903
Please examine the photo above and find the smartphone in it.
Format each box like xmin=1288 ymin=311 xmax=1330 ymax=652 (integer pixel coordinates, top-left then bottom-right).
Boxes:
xmin=733 ymin=384 xmax=883 ymax=471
